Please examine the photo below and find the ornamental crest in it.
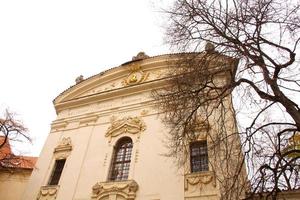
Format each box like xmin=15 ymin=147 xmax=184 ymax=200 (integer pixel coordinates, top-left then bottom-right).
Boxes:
xmin=105 ymin=116 xmax=146 ymax=142
xmin=122 ymin=63 xmax=149 ymax=86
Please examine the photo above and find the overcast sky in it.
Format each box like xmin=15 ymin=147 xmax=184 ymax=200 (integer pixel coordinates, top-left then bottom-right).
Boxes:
xmin=0 ymin=0 xmax=171 ymax=156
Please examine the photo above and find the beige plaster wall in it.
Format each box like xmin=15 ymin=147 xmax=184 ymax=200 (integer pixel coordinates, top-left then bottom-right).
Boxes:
xmin=0 ymin=169 xmax=32 ymax=200
xmin=23 ymin=104 xmax=185 ymax=200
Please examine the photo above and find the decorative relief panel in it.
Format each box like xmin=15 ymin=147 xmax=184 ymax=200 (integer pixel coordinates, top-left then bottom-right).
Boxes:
xmin=184 ymin=171 xmax=216 ymax=191
xmin=195 ymin=118 xmax=210 ymax=131
xmin=122 ymin=64 xmax=149 ymax=86
xmin=105 ymin=116 xmax=146 ymax=142
xmin=37 ymin=185 xmax=59 ymax=200
xmin=54 ymin=137 xmax=72 ymax=159
xmin=91 ymin=180 xmax=138 ymax=200
xmin=54 ymin=137 xmax=72 ymax=153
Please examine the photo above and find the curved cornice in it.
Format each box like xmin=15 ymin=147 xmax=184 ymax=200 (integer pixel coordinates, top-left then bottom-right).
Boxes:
xmin=53 ymin=52 xmax=238 ymax=113
xmin=53 ymin=53 xmax=202 ymax=105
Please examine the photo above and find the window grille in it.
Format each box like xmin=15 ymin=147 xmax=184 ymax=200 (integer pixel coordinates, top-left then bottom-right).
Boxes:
xmin=109 ymin=137 xmax=133 ymax=181
xmin=190 ymin=141 xmax=208 ymax=172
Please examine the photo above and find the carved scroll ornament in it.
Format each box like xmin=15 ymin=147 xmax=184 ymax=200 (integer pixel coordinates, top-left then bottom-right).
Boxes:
xmin=105 ymin=117 xmax=146 ymax=142
xmin=91 ymin=180 xmax=138 ymax=200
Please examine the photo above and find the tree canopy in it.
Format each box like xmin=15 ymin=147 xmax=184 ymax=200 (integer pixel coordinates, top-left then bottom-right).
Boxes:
xmin=155 ymin=0 xmax=300 ymax=199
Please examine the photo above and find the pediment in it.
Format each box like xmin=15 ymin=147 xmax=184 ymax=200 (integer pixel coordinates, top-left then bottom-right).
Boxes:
xmin=105 ymin=116 xmax=146 ymax=142
xmin=53 ymin=55 xmax=171 ymax=112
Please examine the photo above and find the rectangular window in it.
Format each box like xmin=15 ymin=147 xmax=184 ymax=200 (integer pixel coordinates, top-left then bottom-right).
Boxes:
xmin=48 ymin=159 xmax=66 ymax=185
xmin=190 ymin=141 xmax=208 ymax=173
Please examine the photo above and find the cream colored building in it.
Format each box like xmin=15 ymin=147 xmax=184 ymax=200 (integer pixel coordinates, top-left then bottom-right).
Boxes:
xmin=22 ymin=52 xmax=245 ymax=200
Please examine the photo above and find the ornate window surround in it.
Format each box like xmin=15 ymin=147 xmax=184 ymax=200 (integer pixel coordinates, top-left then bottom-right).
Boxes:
xmin=103 ymin=116 xmax=146 ymax=180
xmin=105 ymin=116 xmax=146 ymax=143
xmin=37 ymin=137 xmax=73 ymax=200
xmin=184 ymin=126 xmax=216 ymax=192
xmin=92 ymin=116 xmax=144 ymax=200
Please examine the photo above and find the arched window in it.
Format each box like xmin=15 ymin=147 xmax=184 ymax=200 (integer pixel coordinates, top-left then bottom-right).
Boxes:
xmin=109 ymin=137 xmax=133 ymax=181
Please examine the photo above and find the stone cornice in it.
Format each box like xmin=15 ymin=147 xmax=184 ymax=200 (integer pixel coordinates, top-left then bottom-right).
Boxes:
xmin=54 ymin=78 xmax=166 ymax=113
xmin=53 ymin=53 xmax=238 ymax=114
xmin=53 ymin=56 xmax=171 ymax=106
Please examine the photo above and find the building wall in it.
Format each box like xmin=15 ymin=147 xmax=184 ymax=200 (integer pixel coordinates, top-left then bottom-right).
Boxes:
xmin=0 ymin=169 xmax=32 ymax=200
xmin=22 ymin=53 xmax=241 ymax=200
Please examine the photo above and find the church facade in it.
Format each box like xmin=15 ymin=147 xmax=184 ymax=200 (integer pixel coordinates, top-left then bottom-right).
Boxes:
xmin=22 ymin=52 xmax=245 ymax=200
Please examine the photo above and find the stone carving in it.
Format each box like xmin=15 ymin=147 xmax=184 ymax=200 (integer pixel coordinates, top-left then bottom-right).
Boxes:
xmin=51 ymin=121 xmax=68 ymax=132
xmin=205 ymin=42 xmax=216 ymax=53
xmin=105 ymin=117 xmax=146 ymax=142
xmin=75 ymin=75 xmax=84 ymax=84
xmin=91 ymin=180 xmax=138 ymax=200
xmin=195 ymin=118 xmax=210 ymax=131
xmin=153 ymin=69 xmax=164 ymax=79
xmin=132 ymin=52 xmax=149 ymax=61
xmin=140 ymin=109 xmax=149 ymax=116
xmin=122 ymin=65 xmax=149 ymax=86
xmin=184 ymin=171 xmax=216 ymax=191
xmin=54 ymin=137 xmax=72 ymax=153
xmin=37 ymin=185 xmax=59 ymax=200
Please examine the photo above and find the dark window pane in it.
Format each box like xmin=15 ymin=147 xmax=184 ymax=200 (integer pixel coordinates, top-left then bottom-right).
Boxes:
xmin=190 ymin=141 xmax=208 ymax=172
xmin=48 ymin=159 xmax=66 ymax=185
xmin=109 ymin=137 xmax=133 ymax=181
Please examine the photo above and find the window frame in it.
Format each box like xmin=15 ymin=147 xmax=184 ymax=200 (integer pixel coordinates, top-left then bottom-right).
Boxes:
xmin=48 ymin=159 xmax=66 ymax=186
xmin=108 ymin=137 xmax=133 ymax=181
xmin=189 ymin=140 xmax=209 ymax=173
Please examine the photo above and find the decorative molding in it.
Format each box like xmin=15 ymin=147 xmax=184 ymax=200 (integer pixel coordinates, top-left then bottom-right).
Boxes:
xmin=152 ymin=69 xmax=164 ymax=79
xmin=122 ymin=63 xmax=149 ymax=86
xmin=184 ymin=171 xmax=216 ymax=191
xmin=53 ymin=137 xmax=72 ymax=159
xmin=105 ymin=116 xmax=146 ymax=142
xmin=134 ymin=149 xmax=139 ymax=163
xmin=51 ymin=121 xmax=68 ymax=132
xmin=195 ymin=118 xmax=210 ymax=131
xmin=37 ymin=185 xmax=59 ymax=200
xmin=103 ymin=153 xmax=108 ymax=167
xmin=91 ymin=180 xmax=138 ymax=200
xmin=79 ymin=115 xmax=99 ymax=126
xmin=140 ymin=109 xmax=149 ymax=116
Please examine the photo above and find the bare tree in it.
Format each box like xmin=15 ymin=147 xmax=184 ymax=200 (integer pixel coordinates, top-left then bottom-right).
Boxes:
xmin=0 ymin=109 xmax=31 ymax=168
xmin=154 ymin=0 xmax=300 ymax=199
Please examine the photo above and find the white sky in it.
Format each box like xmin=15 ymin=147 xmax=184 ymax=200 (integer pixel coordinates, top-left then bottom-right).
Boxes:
xmin=0 ymin=0 xmax=171 ymax=156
